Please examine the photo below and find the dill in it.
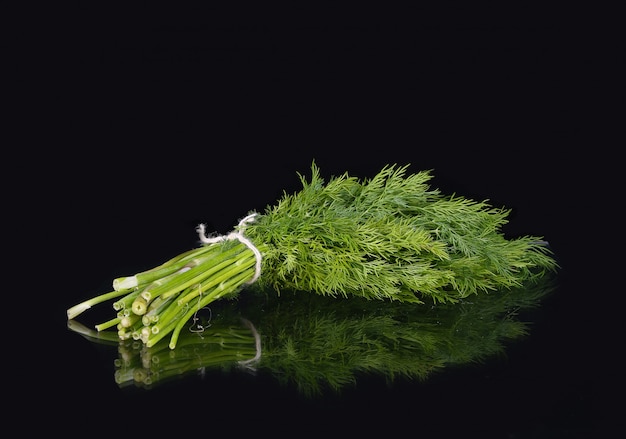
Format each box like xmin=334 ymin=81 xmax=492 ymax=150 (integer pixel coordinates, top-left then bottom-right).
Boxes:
xmin=67 ymin=162 xmax=558 ymax=349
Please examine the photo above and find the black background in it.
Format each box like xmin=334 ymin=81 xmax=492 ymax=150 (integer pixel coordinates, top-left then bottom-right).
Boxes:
xmin=15 ymin=5 xmax=619 ymax=438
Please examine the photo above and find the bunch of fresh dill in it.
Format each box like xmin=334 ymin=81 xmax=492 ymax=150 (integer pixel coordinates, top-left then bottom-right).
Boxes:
xmin=67 ymin=162 xmax=557 ymax=349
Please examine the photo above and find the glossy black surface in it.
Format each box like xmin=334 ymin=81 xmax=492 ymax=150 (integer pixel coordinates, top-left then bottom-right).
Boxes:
xmin=28 ymin=10 xmax=617 ymax=438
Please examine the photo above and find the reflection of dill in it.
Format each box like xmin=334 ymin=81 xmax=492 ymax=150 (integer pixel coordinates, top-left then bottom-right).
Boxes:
xmin=240 ymin=275 xmax=556 ymax=396
xmin=70 ymin=275 xmax=555 ymax=394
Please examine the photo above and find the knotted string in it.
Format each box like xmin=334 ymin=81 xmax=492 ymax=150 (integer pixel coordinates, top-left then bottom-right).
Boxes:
xmin=196 ymin=213 xmax=262 ymax=284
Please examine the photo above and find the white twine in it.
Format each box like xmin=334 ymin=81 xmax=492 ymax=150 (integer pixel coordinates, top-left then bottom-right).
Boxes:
xmin=196 ymin=213 xmax=262 ymax=284
xmin=238 ymin=318 xmax=262 ymax=371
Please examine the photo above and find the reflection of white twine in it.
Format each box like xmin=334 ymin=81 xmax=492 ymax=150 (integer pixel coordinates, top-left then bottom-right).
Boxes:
xmin=238 ymin=318 xmax=261 ymax=371
xmin=196 ymin=213 xmax=262 ymax=284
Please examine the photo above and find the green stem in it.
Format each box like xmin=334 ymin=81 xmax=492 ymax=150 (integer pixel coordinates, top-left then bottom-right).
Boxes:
xmin=95 ymin=316 xmax=122 ymax=331
xmin=177 ymin=252 xmax=257 ymax=306
xmin=67 ymin=289 xmax=132 ymax=320
xmin=141 ymin=295 xmax=175 ymax=325
xmin=112 ymin=244 xmax=220 ymax=291
xmin=145 ymin=316 xmax=183 ymax=348
xmin=132 ymin=296 xmax=149 ymax=315
xmin=167 ymin=267 xmax=256 ymax=349
xmin=67 ymin=319 xmax=121 ymax=343
xmin=141 ymin=244 xmax=247 ymax=302
xmin=138 ymin=248 xmax=226 ymax=301
xmin=121 ymin=312 xmax=142 ymax=328
xmin=151 ymin=251 xmax=256 ymax=332
xmin=112 ymin=288 xmax=143 ymax=312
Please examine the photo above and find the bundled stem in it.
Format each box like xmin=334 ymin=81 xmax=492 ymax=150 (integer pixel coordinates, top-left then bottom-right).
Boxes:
xmin=69 ymin=237 xmax=265 ymax=349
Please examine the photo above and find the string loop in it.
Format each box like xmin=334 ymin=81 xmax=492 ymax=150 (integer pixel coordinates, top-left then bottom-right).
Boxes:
xmin=196 ymin=213 xmax=262 ymax=284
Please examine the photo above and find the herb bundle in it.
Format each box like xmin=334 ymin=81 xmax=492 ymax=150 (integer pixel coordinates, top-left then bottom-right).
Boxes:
xmin=67 ymin=163 xmax=557 ymax=349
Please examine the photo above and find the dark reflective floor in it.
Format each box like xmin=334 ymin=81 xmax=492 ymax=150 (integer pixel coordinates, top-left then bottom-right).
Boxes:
xmin=29 ymin=12 xmax=617 ymax=438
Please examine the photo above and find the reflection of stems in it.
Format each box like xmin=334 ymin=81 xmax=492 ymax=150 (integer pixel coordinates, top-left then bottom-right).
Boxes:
xmin=110 ymin=322 xmax=259 ymax=388
xmin=67 ymin=319 xmax=121 ymax=344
